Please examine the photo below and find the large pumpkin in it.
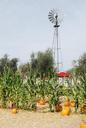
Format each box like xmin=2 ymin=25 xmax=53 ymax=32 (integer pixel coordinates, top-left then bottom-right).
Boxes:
xmin=61 ymin=106 xmax=71 ymax=116
xmin=80 ymin=122 xmax=86 ymax=128
xmin=64 ymin=101 xmax=70 ymax=107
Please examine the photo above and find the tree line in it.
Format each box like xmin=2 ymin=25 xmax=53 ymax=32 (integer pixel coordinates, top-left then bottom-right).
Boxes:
xmin=0 ymin=49 xmax=54 ymax=78
xmin=0 ymin=50 xmax=86 ymax=78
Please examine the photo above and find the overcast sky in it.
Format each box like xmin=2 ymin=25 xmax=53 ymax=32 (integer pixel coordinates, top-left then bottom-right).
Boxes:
xmin=0 ymin=0 xmax=86 ymax=70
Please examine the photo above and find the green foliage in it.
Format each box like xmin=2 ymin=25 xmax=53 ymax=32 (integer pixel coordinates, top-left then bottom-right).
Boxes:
xmin=71 ymin=53 xmax=86 ymax=76
xmin=0 ymin=66 xmax=22 ymax=108
xmin=0 ymin=54 xmax=18 ymax=76
xmin=19 ymin=63 xmax=31 ymax=79
xmin=30 ymin=49 xmax=54 ymax=77
xmin=77 ymin=53 xmax=86 ymax=75
xmin=78 ymin=75 xmax=86 ymax=105
xmin=68 ymin=53 xmax=86 ymax=111
xmin=0 ymin=51 xmax=85 ymax=113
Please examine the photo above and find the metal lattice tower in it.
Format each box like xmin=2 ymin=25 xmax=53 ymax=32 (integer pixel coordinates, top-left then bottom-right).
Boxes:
xmin=48 ymin=9 xmax=62 ymax=72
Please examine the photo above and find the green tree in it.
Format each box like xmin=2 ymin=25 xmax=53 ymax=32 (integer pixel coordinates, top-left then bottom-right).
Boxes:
xmin=69 ymin=53 xmax=86 ymax=76
xmin=0 ymin=54 xmax=18 ymax=75
xmin=9 ymin=58 xmax=18 ymax=73
xmin=77 ymin=53 xmax=86 ymax=75
xmin=19 ymin=63 xmax=31 ymax=79
xmin=30 ymin=49 xmax=54 ymax=77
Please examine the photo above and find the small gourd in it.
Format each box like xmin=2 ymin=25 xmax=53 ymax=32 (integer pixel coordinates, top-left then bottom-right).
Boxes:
xmin=12 ymin=108 xmax=17 ymax=114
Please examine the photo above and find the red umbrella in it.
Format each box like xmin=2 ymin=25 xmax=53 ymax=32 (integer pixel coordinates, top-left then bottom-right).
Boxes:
xmin=57 ymin=71 xmax=70 ymax=77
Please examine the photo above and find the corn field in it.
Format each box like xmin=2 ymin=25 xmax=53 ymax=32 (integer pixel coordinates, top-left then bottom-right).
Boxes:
xmin=0 ymin=66 xmax=85 ymax=113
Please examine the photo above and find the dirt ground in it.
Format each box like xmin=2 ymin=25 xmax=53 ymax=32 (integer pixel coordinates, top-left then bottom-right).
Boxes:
xmin=0 ymin=109 xmax=85 ymax=128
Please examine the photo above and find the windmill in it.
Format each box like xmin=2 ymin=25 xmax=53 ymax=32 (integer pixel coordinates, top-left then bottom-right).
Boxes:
xmin=48 ymin=9 xmax=62 ymax=72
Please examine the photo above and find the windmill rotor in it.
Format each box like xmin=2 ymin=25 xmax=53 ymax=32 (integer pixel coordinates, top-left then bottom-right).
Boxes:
xmin=48 ymin=9 xmax=60 ymax=27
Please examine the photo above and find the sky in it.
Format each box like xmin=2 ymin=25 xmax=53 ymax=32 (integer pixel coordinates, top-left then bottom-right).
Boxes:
xmin=0 ymin=0 xmax=86 ymax=70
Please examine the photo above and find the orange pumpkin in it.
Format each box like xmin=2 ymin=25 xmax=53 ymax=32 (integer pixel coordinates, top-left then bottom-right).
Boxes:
xmin=64 ymin=101 xmax=70 ymax=107
xmin=38 ymin=99 xmax=46 ymax=105
xmin=61 ymin=106 xmax=71 ymax=116
xmin=12 ymin=108 xmax=17 ymax=114
xmin=80 ymin=122 xmax=86 ymax=128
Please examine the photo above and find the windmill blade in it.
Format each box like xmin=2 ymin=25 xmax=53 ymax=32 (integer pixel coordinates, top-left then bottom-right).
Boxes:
xmin=48 ymin=13 xmax=55 ymax=20
xmin=49 ymin=10 xmax=55 ymax=16
xmin=48 ymin=16 xmax=54 ymax=20
xmin=53 ymin=9 xmax=57 ymax=14
xmin=50 ymin=19 xmax=54 ymax=23
xmin=49 ymin=11 xmax=54 ymax=16
xmin=48 ymin=15 xmax=53 ymax=19
xmin=49 ymin=10 xmax=54 ymax=13
xmin=48 ymin=16 xmax=55 ymax=23
xmin=49 ymin=18 xmax=54 ymax=21
xmin=48 ymin=14 xmax=53 ymax=17
xmin=48 ymin=9 xmax=60 ymax=25
xmin=48 ymin=14 xmax=54 ymax=18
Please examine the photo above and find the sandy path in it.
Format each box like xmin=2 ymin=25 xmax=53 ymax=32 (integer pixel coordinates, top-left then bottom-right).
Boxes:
xmin=0 ymin=109 xmax=85 ymax=128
